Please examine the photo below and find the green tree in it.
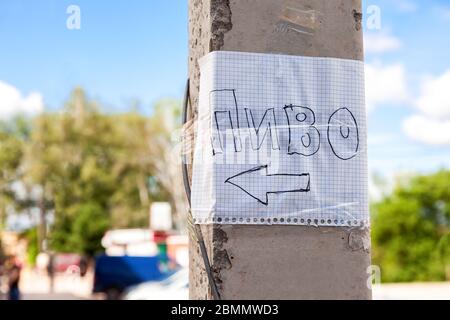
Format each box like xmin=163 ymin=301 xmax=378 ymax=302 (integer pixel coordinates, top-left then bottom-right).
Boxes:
xmin=22 ymin=227 xmax=39 ymax=266
xmin=0 ymin=88 xmax=186 ymax=256
xmin=145 ymin=99 xmax=188 ymax=231
xmin=21 ymin=88 xmax=182 ymax=255
xmin=25 ymin=89 xmax=124 ymax=254
xmin=372 ymin=170 xmax=450 ymax=282
xmin=0 ymin=117 xmax=29 ymax=230
xmin=70 ymin=202 xmax=110 ymax=256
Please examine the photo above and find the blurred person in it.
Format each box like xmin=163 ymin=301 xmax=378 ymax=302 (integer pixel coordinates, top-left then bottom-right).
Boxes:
xmin=79 ymin=256 xmax=88 ymax=277
xmin=0 ymin=257 xmax=5 ymax=300
xmin=47 ymin=253 xmax=55 ymax=293
xmin=36 ymin=252 xmax=50 ymax=274
xmin=7 ymin=258 xmax=21 ymax=301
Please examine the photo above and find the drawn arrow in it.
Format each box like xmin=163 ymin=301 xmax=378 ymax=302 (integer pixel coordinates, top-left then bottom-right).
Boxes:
xmin=225 ymin=165 xmax=310 ymax=206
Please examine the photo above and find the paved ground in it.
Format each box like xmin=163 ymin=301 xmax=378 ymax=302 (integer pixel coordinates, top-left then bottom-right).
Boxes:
xmin=22 ymin=293 xmax=87 ymax=300
xmin=372 ymin=282 xmax=450 ymax=300
xmin=17 ymin=268 xmax=94 ymax=300
xmin=19 ymin=283 xmax=450 ymax=300
xmin=2 ymin=268 xmax=449 ymax=300
xmin=19 ymin=282 xmax=450 ymax=300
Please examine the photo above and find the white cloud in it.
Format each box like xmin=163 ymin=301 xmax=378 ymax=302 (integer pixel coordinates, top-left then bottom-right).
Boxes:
xmin=365 ymin=63 xmax=410 ymax=111
xmin=415 ymin=71 xmax=450 ymax=119
xmin=364 ymin=33 xmax=402 ymax=54
xmin=0 ymin=81 xmax=44 ymax=119
xmin=403 ymin=70 xmax=450 ymax=145
xmin=403 ymin=115 xmax=450 ymax=145
xmin=435 ymin=6 xmax=450 ymax=20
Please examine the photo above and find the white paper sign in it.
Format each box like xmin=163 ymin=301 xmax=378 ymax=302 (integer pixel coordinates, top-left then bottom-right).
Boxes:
xmin=191 ymin=51 xmax=368 ymax=227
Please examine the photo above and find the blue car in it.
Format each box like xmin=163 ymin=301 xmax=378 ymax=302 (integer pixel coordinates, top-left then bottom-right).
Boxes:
xmin=93 ymin=255 xmax=176 ymax=299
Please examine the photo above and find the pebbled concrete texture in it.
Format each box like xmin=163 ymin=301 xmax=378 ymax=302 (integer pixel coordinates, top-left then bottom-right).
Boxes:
xmin=188 ymin=0 xmax=371 ymax=300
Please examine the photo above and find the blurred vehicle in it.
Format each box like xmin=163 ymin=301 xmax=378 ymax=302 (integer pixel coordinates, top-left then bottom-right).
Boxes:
xmin=123 ymin=268 xmax=188 ymax=300
xmin=101 ymin=229 xmax=158 ymax=256
xmin=36 ymin=252 xmax=82 ymax=274
xmin=54 ymin=253 xmax=82 ymax=273
xmin=93 ymin=254 xmax=176 ymax=299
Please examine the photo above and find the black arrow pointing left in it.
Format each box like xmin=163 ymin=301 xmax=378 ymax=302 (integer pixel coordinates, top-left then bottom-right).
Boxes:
xmin=225 ymin=165 xmax=310 ymax=206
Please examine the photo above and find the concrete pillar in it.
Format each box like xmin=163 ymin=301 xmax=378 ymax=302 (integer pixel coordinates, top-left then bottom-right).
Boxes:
xmin=188 ymin=0 xmax=371 ymax=299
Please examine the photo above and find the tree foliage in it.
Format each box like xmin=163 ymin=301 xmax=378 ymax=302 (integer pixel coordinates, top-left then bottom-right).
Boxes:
xmin=0 ymin=88 xmax=186 ymax=256
xmin=372 ymin=170 xmax=450 ymax=282
xmin=0 ymin=117 xmax=28 ymax=229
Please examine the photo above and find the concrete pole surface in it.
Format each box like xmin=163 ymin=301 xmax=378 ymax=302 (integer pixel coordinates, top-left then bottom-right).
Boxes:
xmin=188 ymin=0 xmax=371 ymax=300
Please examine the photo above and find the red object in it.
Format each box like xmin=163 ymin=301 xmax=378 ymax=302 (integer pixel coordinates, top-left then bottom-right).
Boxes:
xmin=152 ymin=231 xmax=169 ymax=244
xmin=54 ymin=254 xmax=81 ymax=273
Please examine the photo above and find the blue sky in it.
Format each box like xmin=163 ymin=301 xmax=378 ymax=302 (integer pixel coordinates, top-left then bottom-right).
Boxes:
xmin=0 ymin=0 xmax=188 ymax=113
xmin=0 ymin=0 xmax=449 ymax=193
xmin=361 ymin=0 xmax=450 ymax=188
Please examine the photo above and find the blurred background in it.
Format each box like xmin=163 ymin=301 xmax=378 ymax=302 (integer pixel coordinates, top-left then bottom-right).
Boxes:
xmin=0 ymin=0 xmax=448 ymax=300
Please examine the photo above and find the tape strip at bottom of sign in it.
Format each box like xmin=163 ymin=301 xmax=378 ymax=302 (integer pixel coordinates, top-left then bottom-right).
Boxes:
xmin=191 ymin=51 xmax=369 ymax=227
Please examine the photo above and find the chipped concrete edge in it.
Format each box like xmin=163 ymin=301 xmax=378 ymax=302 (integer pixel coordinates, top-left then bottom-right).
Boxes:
xmin=188 ymin=0 xmax=234 ymax=299
xmin=347 ymin=227 xmax=371 ymax=253
xmin=209 ymin=0 xmax=233 ymax=297
xmin=210 ymin=0 xmax=233 ymax=51
xmin=211 ymin=226 xmax=232 ymax=293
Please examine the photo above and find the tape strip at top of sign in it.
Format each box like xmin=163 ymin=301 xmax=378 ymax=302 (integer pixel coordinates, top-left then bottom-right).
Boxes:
xmin=191 ymin=51 xmax=369 ymax=227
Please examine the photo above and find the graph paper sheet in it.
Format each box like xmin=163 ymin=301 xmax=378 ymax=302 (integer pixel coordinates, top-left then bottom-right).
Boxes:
xmin=191 ymin=51 xmax=368 ymax=227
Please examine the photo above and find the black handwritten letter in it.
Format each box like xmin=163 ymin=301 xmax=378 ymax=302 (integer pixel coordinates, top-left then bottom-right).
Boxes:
xmin=284 ymin=105 xmax=320 ymax=156
xmin=327 ymin=108 xmax=359 ymax=160
xmin=245 ymin=108 xmax=281 ymax=151
xmin=210 ymin=90 xmax=242 ymax=155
